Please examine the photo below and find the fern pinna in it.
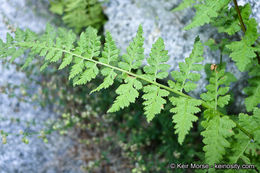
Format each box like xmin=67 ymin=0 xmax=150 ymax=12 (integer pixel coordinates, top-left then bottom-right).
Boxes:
xmin=0 ymin=24 xmax=259 ymax=170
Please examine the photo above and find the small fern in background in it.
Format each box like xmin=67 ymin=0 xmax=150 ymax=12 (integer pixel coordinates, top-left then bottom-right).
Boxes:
xmin=49 ymin=0 xmax=106 ymax=33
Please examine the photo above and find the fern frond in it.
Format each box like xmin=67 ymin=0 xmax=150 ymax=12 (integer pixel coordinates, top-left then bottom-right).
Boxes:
xmin=226 ymin=19 xmax=259 ymax=72
xmin=169 ymin=36 xmax=204 ymax=92
xmin=211 ymin=6 xmax=239 ymax=35
xmin=212 ymin=4 xmax=252 ymax=36
xmin=59 ymin=54 xmax=73 ymax=70
xmin=170 ymin=97 xmax=201 ymax=144
xmin=22 ymin=52 xmax=35 ymax=70
xmin=108 ymin=76 xmax=142 ymax=113
xmin=142 ymin=37 xmax=170 ymax=122
xmin=229 ymin=140 xmax=251 ymax=165
xmin=2 ymin=29 xmax=37 ymax=66
xmin=119 ymin=25 xmax=144 ymax=72
xmin=91 ymin=31 xmax=119 ymax=93
xmin=91 ymin=69 xmax=117 ymax=94
xmin=99 ymin=32 xmax=119 ymax=65
xmin=244 ymin=82 xmax=260 ymax=112
xmin=108 ymin=26 xmax=144 ymax=112
xmin=142 ymin=85 xmax=169 ymax=122
xmin=68 ymin=58 xmax=84 ymax=80
xmin=57 ymin=28 xmax=77 ymax=50
xmin=73 ymin=61 xmax=99 ymax=85
xmin=243 ymin=64 xmax=260 ymax=112
xmin=230 ymin=108 xmax=260 ymax=163
xmin=184 ymin=0 xmax=230 ymax=30
xmin=168 ymin=37 xmax=203 ymax=144
xmin=72 ymin=27 xmax=101 ymax=85
xmin=201 ymin=115 xmax=236 ymax=165
xmin=144 ymin=37 xmax=170 ymax=81
xmin=200 ymin=68 xmax=230 ymax=110
xmin=76 ymin=26 xmax=101 ymax=59
xmin=22 ymin=24 xmax=76 ymax=71
xmin=200 ymin=66 xmax=235 ymax=166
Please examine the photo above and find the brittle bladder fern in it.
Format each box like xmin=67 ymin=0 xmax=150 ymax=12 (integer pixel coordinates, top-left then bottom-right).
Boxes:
xmin=0 ymin=22 xmax=259 ymax=171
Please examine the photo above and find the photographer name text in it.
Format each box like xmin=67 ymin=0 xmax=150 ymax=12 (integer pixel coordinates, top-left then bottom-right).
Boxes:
xmin=169 ymin=163 xmax=255 ymax=170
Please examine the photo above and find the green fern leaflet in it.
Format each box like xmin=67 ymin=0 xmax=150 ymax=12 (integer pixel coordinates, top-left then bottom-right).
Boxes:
xmin=170 ymin=97 xmax=201 ymax=144
xmin=201 ymin=116 xmax=236 ymax=165
xmin=108 ymin=76 xmax=142 ymax=113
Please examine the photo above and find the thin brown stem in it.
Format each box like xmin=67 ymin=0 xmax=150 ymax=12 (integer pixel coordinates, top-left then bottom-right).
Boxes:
xmin=233 ymin=0 xmax=246 ymax=33
xmin=233 ymin=0 xmax=260 ymax=64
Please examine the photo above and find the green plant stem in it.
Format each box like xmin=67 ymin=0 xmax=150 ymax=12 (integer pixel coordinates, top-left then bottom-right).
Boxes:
xmin=15 ymin=42 xmax=255 ymax=141
xmin=233 ymin=0 xmax=260 ymax=64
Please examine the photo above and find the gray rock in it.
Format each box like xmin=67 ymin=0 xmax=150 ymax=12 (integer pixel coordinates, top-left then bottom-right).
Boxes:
xmin=0 ymin=0 xmax=84 ymax=172
xmin=102 ymin=0 xmax=260 ymax=110
xmin=240 ymin=0 xmax=260 ymax=27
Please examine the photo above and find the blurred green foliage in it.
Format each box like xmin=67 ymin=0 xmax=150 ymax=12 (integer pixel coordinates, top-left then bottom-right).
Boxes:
xmin=49 ymin=0 xmax=107 ymax=33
